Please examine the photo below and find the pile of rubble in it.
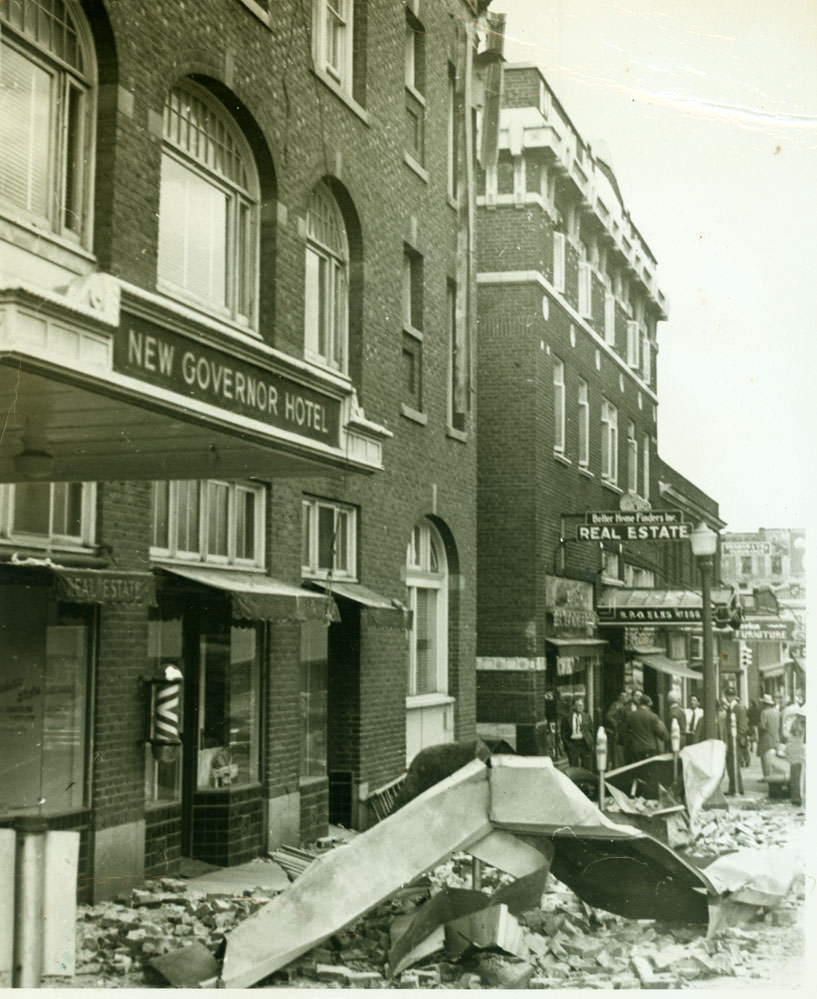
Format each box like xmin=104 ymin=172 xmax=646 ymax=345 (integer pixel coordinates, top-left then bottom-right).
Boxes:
xmin=686 ymin=803 xmax=800 ymax=860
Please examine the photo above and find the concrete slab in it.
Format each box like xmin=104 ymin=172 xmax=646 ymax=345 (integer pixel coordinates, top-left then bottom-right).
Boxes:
xmin=184 ymin=858 xmax=289 ymax=896
xmin=149 ymin=941 xmax=219 ymax=987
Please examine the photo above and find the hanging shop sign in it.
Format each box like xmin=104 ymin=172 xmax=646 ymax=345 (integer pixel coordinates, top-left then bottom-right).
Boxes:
xmin=545 ymin=575 xmax=597 ymax=630
xmin=722 ymin=541 xmax=771 ymax=555
xmin=572 ymin=509 xmax=691 ymax=542
xmin=599 ymin=605 xmax=703 ymax=624
xmin=116 ymin=315 xmax=341 ymax=446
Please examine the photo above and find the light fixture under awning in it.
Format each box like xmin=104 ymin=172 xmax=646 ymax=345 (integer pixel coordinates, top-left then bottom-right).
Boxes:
xmin=308 ymin=579 xmax=406 ymax=613
xmin=636 ymin=653 xmax=700 ymax=681
xmin=546 ymin=637 xmax=608 ymax=658
xmin=157 ymin=564 xmax=339 ymax=622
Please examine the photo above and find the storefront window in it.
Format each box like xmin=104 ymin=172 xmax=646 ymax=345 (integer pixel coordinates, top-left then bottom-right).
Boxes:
xmin=145 ymin=616 xmax=183 ymax=805
xmin=0 ymin=586 xmax=90 ymax=814
xmin=197 ymin=624 xmax=260 ymax=789
xmin=300 ymin=620 xmax=328 ymax=779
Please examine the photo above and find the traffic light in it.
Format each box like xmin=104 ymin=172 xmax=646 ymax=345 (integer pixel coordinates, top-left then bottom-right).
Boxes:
xmin=740 ymin=643 xmax=753 ymax=670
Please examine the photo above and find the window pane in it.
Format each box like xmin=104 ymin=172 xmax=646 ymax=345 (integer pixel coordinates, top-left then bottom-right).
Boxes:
xmin=152 ymin=481 xmax=170 ymax=548
xmin=0 ymin=46 xmax=52 ymax=219
xmin=13 ymin=482 xmax=51 ymax=534
xmin=52 ymin=481 xmax=82 ymax=536
xmin=414 ymin=588 xmax=438 ymax=694
xmin=301 ymin=502 xmax=312 ymax=568
xmin=63 ymin=83 xmax=83 ymax=233
xmin=317 ymin=505 xmax=334 ymax=570
xmin=234 ymin=489 xmax=255 ymax=561
xmin=334 ymin=510 xmax=348 ymax=572
xmin=176 ymin=481 xmax=199 ymax=552
xmin=300 ymin=620 xmax=328 ymax=778
xmin=304 ymin=247 xmax=321 ymax=356
xmin=207 ymin=482 xmax=229 ymax=557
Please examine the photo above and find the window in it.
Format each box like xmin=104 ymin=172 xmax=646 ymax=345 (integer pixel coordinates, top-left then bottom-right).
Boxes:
xmin=601 ymin=398 xmax=618 ymax=484
xmin=690 ymin=635 xmax=703 ymax=660
xmin=0 ymin=0 xmax=95 ymax=244
xmin=0 ymin=586 xmax=92 ymax=815
xmin=158 ymin=82 xmax=258 ymax=326
xmin=626 ymin=321 xmax=640 ymax=369
xmin=641 ymin=433 xmax=651 ymax=500
xmin=313 ymin=0 xmax=353 ymax=92
xmin=305 ymin=181 xmax=349 ymax=372
xmin=771 ymin=555 xmax=783 ymax=576
xmin=741 ymin=556 xmax=753 ymax=576
xmin=447 ymin=63 xmax=458 ymax=199
xmin=404 ymin=11 xmax=425 ymax=165
xmin=627 ymin=420 xmax=638 ymax=493
xmin=553 ymin=231 xmax=566 ymax=293
xmin=150 ymin=480 xmax=265 ymax=566
xmin=577 ymin=379 xmax=589 ymax=468
xmin=0 ymin=482 xmax=96 ymax=547
xmin=624 ymin=564 xmax=655 ymax=587
xmin=197 ymin=622 xmax=260 ymax=788
xmin=301 ymin=497 xmax=357 ymax=579
xmin=448 ymin=280 xmax=467 ymax=432
xmin=553 ymin=358 xmax=565 ymax=454
xmin=406 ymin=520 xmax=448 ymax=697
xmin=640 ymin=331 xmax=651 ymax=384
xmin=578 ymin=260 xmax=592 ymax=318
xmin=300 ymin=620 xmax=328 ymax=779
xmin=604 ymin=291 xmax=616 ymax=345
xmin=602 ymin=549 xmax=620 ymax=580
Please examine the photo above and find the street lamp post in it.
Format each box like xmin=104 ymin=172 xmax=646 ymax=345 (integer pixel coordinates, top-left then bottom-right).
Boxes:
xmin=690 ymin=521 xmax=719 ymax=741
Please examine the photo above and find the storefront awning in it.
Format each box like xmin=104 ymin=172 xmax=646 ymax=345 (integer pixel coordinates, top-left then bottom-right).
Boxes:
xmin=546 ymin=637 xmax=607 ymax=657
xmin=157 ymin=565 xmax=339 ymax=622
xmin=597 ymin=587 xmax=734 ymax=625
xmin=636 ymin=653 xmax=700 ymax=681
xmin=758 ymin=660 xmax=789 ymax=678
xmin=308 ymin=579 xmax=405 ymax=613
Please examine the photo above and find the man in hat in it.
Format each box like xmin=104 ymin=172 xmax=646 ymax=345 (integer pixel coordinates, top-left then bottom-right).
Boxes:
xmin=560 ymin=695 xmax=594 ymax=769
xmin=723 ymin=684 xmax=748 ymax=795
xmin=757 ymin=692 xmax=780 ymax=777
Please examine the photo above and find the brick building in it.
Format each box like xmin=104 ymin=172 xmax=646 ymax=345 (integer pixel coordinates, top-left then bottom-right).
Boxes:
xmin=475 ymin=64 xmax=726 ymax=748
xmin=0 ymin=0 xmax=495 ymax=899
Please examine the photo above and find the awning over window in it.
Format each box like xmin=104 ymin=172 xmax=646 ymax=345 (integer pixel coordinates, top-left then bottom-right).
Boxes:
xmin=636 ymin=653 xmax=700 ymax=681
xmin=308 ymin=579 xmax=406 ymax=613
xmin=157 ymin=565 xmax=339 ymax=622
xmin=758 ymin=660 xmax=789 ymax=678
xmin=546 ymin=637 xmax=608 ymax=658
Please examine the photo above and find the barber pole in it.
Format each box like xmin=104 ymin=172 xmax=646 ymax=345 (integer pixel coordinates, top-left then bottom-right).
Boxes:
xmin=151 ymin=665 xmax=182 ymax=761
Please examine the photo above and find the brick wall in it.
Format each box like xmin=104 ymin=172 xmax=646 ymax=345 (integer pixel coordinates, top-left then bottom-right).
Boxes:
xmin=144 ymin=805 xmax=182 ymax=879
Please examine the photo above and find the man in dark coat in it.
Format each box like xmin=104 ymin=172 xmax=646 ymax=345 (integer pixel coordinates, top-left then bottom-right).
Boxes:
xmin=723 ymin=684 xmax=749 ymax=795
xmin=666 ymin=691 xmax=687 ymax=748
xmin=625 ymin=694 xmax=668 ymax=761
xmin=560 ymin=696 xmax=594 ymax=769
xmin=685 ymin=695 xmax=704 ymax=744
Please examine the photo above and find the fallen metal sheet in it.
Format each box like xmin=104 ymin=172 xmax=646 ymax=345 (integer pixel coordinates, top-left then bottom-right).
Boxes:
xmin=544 ymin=828 xmax=713 ymax=923
xmin=605 ymin=754 xmax=677 ymax=800
xmin=466 ymin=828 xmax=553 ymax=877
xmin=680 ymin=739 xmax=726 ymax=831
xmin=704 ymin=844 xmax=801 ymax=907
xmin=219 ymin=759 xmax=492 ymax=988
xmin=445 ymin=903 xmax=526 ymax=960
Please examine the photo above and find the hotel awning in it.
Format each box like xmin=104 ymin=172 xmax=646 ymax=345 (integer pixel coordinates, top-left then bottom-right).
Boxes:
xmin=308 ymin=579 xmax=404 ymax=612
xmin=636 ymin=653 xmax=700 ymax=681
xmin=157 ymin=564 xmax=339 ymax=622
xmin=546 ymin=637 xmax=608 ymax=657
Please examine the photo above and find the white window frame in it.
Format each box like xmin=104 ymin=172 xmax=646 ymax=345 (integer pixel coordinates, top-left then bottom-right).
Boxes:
xmin=641 ymin=433 xmax=651 ymax=500
xmin=626 ymin=320 xmax=640 ymax=369
xmin=150 ymin=479 xmax=265 ymax=568
xmin=313 ymin=0 xmax=354 ymax=92
xmin=627 ymin=420 xmax=638 ymax=494
xmin=601 ymin=549 xmax=620 ymax=581
xmin=406 ymin=521 xmax=448 ymax=698
xmin=553 ymin=231 xmax=566 ymax=293
xmin=0 ymin=0 xmax=96 ymax=246
xmin=601 ymin=397 xmax=618 ymax=485
xmin=553 ymin=357 xmax=565 ymax=454
xmin=0 ymin=482 xmax=96 ymax=549
xmin=577 ymin=378 xmax=589 ymax=468
xmin=304 ymin=182 xmax=350 ymax=373
xmin=447 ymin=63 xmax=457 ymax=199
xmin=641 ymin=332 xmax=652 ymax=385
xmin=301 ymin=496 xmax=357 ymax=581
xmin=157 ymin=81 xmax=259 ymax=327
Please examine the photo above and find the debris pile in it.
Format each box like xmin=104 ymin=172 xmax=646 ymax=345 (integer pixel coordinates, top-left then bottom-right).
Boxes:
xmin=685 ymin=804 xmax=800 ymax=861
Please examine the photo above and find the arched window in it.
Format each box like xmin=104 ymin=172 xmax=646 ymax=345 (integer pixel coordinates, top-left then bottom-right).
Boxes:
xmin=405 ymin=520 xmax=448 ymax=697
xmin=304 ymin=182 xmax=349 ymax=372
xmin=157 ymin=80 xmax=259 ymax=326
xmin=0 ymin=0 xmax=96 ymax=243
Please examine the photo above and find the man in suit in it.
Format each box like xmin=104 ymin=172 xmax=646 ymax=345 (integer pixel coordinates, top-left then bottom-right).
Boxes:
xmin=685 ymin=694 xmax=704 ymax=744
xmin=666 ymin=690 xmax=688 ymax=748
xmin=626 ymin=694 xmax=668 ymax=762
xmin=723 ymin=684 xmax=749 ymax=795
xmin=560 ymin=695 xmax=594 ymax=769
